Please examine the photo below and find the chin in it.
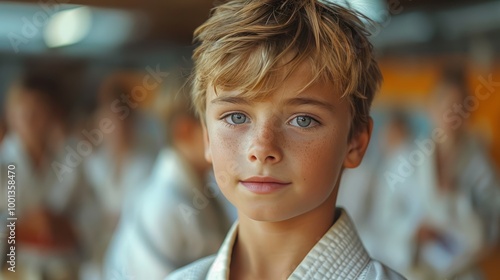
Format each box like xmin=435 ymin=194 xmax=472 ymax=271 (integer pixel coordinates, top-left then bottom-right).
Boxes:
xmin=240 ymin=203 xmax=306 ymax=223
xmin=239 ymin=204 xmax=280 ymax=221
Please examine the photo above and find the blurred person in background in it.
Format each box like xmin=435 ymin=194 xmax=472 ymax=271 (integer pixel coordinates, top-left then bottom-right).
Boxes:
xmin=81 ymin=71 xmax=159 ymax=277
xmin=104 ymin=75 xmax=232 ymax=280
xmin=0 ymin=73 xmax=91 ymax=280
xmin=344 ymin=108 xmax=423 ymax=275
xmin=343 ymin=63 xmax=500 ymax=280
xmin=408 ymin=63 xmax=500 ymax=279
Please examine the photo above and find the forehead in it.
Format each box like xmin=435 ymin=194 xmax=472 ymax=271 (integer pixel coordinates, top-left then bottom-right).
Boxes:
xmin=207 ymin=61 xmax=341 ymax=103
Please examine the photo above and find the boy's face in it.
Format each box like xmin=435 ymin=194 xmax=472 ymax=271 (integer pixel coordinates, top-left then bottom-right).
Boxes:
xmin=203 ymin=62 xmax=370 ymax=222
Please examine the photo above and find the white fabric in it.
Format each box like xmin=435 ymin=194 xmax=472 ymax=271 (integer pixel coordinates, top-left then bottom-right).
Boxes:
xmin=105 ymin=149 xmax=231 ymax=280
xmin=0 ymin=133 xmax=93 ymax=278
xmin=83 ymin=136 xmax=157 ymax=280
xmin=83 ymin=140 xmax=157 ymax=218
xmin=0 ymin=133 xmax=83 ymax=215
xmin=166 ymin=209 xmax=405 ymax=280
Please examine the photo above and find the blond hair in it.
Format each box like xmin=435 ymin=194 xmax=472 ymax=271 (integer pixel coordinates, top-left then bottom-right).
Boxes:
xmin=192 ymin=0 xmax=382 ymax=135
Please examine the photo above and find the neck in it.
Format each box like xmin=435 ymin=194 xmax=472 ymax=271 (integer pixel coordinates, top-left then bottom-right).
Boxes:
xmin=230 ymin=181 xmax=339 ymax=280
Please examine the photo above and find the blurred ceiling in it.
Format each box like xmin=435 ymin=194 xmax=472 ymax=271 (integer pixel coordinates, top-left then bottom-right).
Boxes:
xmin=5 ymin=0 xmax=215 ymax=45
xmin=0 ymin=0 xmax=499 ymax=55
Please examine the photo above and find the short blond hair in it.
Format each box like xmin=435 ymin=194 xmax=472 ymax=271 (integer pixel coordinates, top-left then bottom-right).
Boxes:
xmin=192 ymin=0 xmax=382 ymax=135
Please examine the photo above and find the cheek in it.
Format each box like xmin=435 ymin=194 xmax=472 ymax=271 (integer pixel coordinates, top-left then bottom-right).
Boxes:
xmin=208 ymin=125 xmax=245 ymax=184
xmin=290 ymin=126 xmax=346 ymax=186
xmin=210 ymin=127 xmax=241 ymax=159
xmin=296 ymin=148 xmax=338 ymax=184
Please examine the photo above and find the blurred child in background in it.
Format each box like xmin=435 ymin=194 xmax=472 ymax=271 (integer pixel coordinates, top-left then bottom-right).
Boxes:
xmin=343 ymin=108 xmax=423 ymax=275
xmin=104 ymin=74 xmax=232 ymax=280
xmin=0 ymin=73 xmax=90 ymax=280
xmin=409 ymin=64 xmax=500 ymax=279
xmin=341 ymin=64 xmax=500 ymax=280
xmin=82 ymin=71 xmax=159 ymax=277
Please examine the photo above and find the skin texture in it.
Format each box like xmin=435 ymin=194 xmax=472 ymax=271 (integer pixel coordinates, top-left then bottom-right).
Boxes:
xmin=203 ymin=62 xmax=372 ymax=279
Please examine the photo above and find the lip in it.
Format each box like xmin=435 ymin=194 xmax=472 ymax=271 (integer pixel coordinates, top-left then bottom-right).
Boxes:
xmin=240 ymin=176 xmax=290 ymax=194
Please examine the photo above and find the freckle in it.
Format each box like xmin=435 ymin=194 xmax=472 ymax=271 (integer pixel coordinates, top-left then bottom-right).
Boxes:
xmin=223 ymin=137 xmax=244 ymax=159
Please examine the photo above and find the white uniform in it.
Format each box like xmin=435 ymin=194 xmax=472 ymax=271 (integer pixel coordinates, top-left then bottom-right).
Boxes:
xmin=105 ymin=149 xmax=232 ymax=280
xmin=166 ymin=210 xmax=405 ymax=280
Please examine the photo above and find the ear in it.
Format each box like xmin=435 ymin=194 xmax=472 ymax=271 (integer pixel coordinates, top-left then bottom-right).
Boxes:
xmin=202 ymin=122 xmax=212 ymax=163
xmin=343 ymin=118 xmax=373 ymax=169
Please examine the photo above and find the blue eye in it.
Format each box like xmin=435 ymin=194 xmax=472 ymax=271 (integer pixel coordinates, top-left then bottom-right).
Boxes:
xmin=289 ymin=116 xmax=317 ymax=128
xmin=225 ymin=113 xmax=248 ymax=125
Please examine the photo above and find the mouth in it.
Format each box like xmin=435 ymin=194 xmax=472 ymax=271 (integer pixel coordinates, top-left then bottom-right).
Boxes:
xmin=240 ymin=176 xmax=291 ymax=194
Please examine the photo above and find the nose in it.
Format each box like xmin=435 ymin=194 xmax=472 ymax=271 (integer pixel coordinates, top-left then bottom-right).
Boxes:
xmin=247 ymin=119 xmax=283 ymax=165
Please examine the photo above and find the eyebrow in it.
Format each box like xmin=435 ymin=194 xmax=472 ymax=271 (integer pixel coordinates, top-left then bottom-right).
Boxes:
xmin=284 ymin=97 xmax=335 ymax=111
xmin=210 ymin=95 xmax=334 ymax=111
xmin=210 ymin=96 xmax=252 ymax=105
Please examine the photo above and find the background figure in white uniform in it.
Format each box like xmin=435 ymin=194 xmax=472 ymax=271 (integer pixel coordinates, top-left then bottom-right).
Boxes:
xmin=339 ymin=64 xmax=500 ymax=280
xmin=82 ymin=71 xmax=159 ymax=277
xmin=0 ymin=72 xmax=94 ymax=280
xmin=345 ymin=109 xmax=423 ymax=272
xmin=409 ymin=65 xmax=500 ymax=279
xmin=105 ymin=76 xmax=233 ymax=280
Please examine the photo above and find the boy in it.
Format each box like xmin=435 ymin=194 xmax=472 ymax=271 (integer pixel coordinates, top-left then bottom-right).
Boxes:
xmin=168 ymin=0 xmax=405 ymax=279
